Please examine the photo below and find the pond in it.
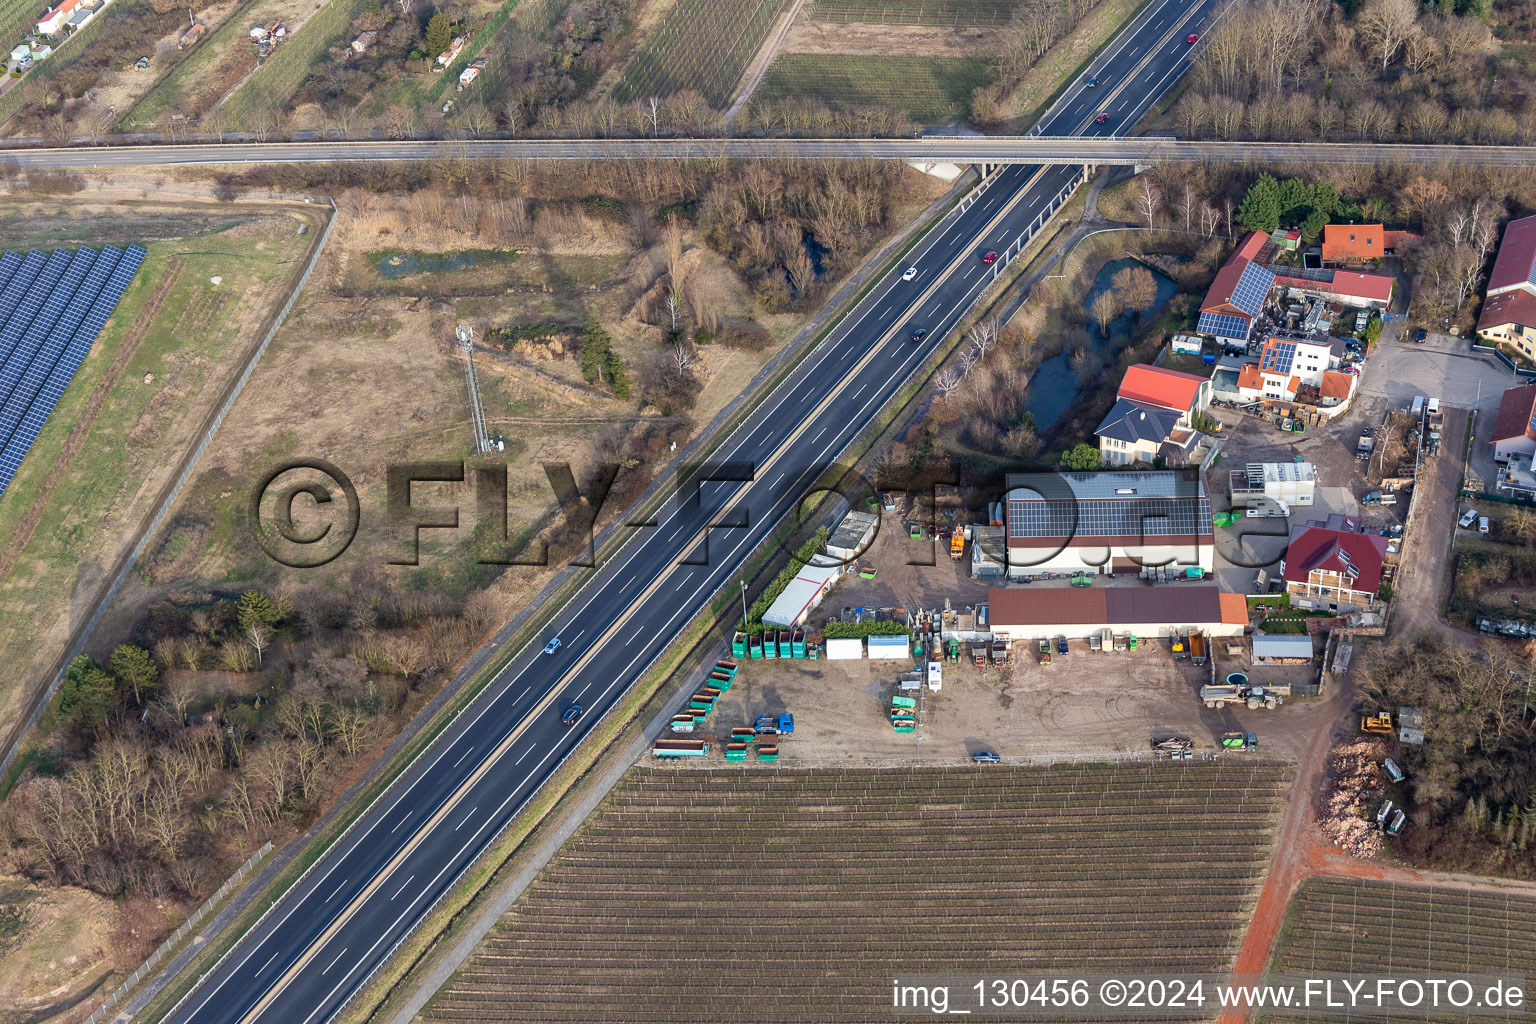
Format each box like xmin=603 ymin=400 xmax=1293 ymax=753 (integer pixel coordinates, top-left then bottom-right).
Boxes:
xmin=375 ymin=249 xmax=518 ymax=279
xmin=1025 ymin=257 xmax=1177 ymax=433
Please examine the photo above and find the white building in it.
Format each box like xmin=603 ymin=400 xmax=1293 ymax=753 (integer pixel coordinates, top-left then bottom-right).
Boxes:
xmin=1228 ymin=462 xmax=1315 ymax=509
xmin=989 ymin=586 xmax=1248 ymax=641
xmin=761 ymin=554 xmax=842 ymax=628
xmin=994 ymin=470 xmax=1214 ymax=578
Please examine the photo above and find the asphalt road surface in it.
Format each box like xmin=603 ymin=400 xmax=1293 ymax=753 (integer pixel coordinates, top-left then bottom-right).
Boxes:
xmin=163 ymin=3 xmax=1220 ymax=1023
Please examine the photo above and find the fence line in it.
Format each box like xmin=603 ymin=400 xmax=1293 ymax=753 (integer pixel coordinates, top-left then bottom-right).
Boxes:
xmin=83 ymin=841 xmax=274 ymax=1024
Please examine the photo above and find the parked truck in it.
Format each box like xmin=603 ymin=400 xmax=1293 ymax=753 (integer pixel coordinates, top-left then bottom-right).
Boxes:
xmin=991 ymin=637 xmax=1009 ymax=665
xmin=1200 ymin=682 xmax=1282 ymax=709
xmin=1220 ymin=731 xmax=1258 ymax=750
xmin=950 ymin=532 xmax=965 ymax=559
xmin=753 ymin=712 xmax=795 ymax=736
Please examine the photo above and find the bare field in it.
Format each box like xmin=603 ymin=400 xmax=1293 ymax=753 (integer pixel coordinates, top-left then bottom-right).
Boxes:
xmin=425 ymin=763 xmax=1292 ymax=1024
xmin=0 ymin=876 xmax=117 ymax=1017
xmin=781 ymin=20 xmax=994 ymax=57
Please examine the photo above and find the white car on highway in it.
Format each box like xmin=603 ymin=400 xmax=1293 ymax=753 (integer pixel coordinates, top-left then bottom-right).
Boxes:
xmin=902 ymin=266 xmax=918 ymax=281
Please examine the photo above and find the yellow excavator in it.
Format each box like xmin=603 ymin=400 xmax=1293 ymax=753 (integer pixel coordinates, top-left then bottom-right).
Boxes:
xmin=1361 ymin=710 xmax=1395 ymax=735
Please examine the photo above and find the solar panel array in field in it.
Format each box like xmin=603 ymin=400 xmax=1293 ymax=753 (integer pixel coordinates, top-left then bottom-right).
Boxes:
xmin=0 ymin=245 xmax=146 ymax=497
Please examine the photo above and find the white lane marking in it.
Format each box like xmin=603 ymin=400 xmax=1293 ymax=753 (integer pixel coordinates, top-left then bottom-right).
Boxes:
xmin=622 ymin=573 xmax=635 ymax=588
xmin=514 ymin=746 xmax=533 ymax=765
xmin=455 ymin=807 xmax=478 ymax=831
xmin=814 ymin=426 xmax=827 ymax=442
xmin=259 ymin=949 xmax=281 ymax=974
xmin=390 ymin=815 xmax=407 ymax=834
xmin=452 ymin=746 xmax=472 ymax=767
xmin=391 ymin=875 xmax=414 ymax=900
xmin=570 ymin=629 xmax=585 ymax=643
xmin=325 ymin=880 xmax=348 ymax=903
xmin=322 ymin=948 xmax=348 ymax=975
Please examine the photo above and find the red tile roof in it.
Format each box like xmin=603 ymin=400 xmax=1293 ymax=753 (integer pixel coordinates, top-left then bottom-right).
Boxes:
xmin=1237 ymin=363 xmax=1263 ymax=390
xmin=1320 ymin=369 xmax=1355 ymax=402
xmin=1383 ymin=229 xmax=1421 ymax=250
xmin=1488 ymin=214 xmax=1536 ymax=295
xmin=1117 ymin=364 xmax=1205 ymax=413
xmin=1232 ymin=231 xmax=1267 ymax=263
xmin=1218 ymin=592 xmax=1248 ymax=625
xmin=1272 ymin=270 xmax=1394 ymax=304
xmin=1491 ymin=381 xmax=1536 ymax=444
xmin=1322 ymin=224 xmax=1384 ymax=262
xmin=1478 ymin=288 xmax=1536 ymax=334
xmin=1282 ymin=526 xmax=1388 ymax=593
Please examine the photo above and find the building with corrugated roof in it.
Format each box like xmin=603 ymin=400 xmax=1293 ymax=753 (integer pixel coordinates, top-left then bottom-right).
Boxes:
xmin=988 ymin=585 xmax=1247 ymax=640
xmin=994 ymin=470 xmax=1213 ymax=578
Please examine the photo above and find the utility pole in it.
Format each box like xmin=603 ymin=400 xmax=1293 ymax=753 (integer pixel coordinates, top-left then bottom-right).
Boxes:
xmin=738 ymin=579 xmax=747 ymax=629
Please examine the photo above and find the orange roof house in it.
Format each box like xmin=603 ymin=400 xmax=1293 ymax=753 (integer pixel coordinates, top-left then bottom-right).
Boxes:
xmin=1117 ymin=364 xmax=1208 ymax=415
xmin=1321 ymin=224 xmax=1420 ymax=264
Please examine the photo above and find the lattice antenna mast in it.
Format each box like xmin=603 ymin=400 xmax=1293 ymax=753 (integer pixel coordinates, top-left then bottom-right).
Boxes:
xmin=456 ymin=324 xmax=493 ymax=455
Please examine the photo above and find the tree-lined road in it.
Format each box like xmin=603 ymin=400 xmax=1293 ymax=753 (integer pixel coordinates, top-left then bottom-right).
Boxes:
xmin=7 ymin=137 xmax=1536 ymax=170
xmin=161 ymin=2 xmax=1222 ymax=1023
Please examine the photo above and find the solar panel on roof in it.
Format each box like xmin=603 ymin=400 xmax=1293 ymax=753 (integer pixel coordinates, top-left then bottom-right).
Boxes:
xmin=0 ymin=245 xmax=143 ymax=497
xmin=1197 ymin=311 xmax=1253 ymax=341
xmin=1261 ymin=341 xmax=1297 ymax=375
xmin=1230 ymin=262 xmax=1275 ymax=316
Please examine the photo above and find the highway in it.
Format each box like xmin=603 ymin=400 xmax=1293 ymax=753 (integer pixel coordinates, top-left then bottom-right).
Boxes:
xmin=161 ymin=3 xmax=1220 ymax=1023
xmin=8 ymin=136 xmax=1536 ymax=170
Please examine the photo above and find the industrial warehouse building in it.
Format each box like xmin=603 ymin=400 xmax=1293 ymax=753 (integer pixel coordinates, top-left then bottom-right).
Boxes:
xmin=993 ymin=470 xmax=1214 ymax=578
xmin=988 ymin=586 xmax=1248 ymax=640
xmin=761 ymin=554 xmax=844 ymax=628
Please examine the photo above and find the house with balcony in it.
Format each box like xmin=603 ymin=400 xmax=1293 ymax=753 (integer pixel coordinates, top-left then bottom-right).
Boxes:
xmin=1282 ymin=518 xmax=1389 ymax=612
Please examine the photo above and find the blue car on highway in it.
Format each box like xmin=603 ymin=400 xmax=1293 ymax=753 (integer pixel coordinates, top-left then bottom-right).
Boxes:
xmin=542 ymin=637 xmax=562 ymax=655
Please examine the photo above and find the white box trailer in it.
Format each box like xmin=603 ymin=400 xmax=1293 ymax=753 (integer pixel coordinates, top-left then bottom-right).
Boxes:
xmin=926 ymin=660 xmax=943 ymax=692
xmin=867 ymin=635 xmax=911 ymax=660
xmin=824 ymin=637 xmax=863 ymax=660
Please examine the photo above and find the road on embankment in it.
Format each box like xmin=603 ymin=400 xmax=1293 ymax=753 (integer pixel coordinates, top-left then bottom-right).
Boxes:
xmin=160 ymin=2 xmax=1221 ymax=1023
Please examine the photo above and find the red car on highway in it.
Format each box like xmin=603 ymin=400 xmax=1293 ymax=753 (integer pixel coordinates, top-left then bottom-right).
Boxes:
xmin=1095 ymin=113 xmax=1109 ymax=124
xmin=1186 ymin=32 xmax=1199 ymax=43
xmin=980 ymin=250 xmax=999 ymax=264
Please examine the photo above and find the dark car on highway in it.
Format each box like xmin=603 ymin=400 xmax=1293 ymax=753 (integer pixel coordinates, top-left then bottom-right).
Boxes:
xmin=911 ymin=327 xmax=928 ymax=342
xmin=1086 ymin=74 xmax=1098 ymax=87
xmin=561 ymin=704 xmax=583 ymax=726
